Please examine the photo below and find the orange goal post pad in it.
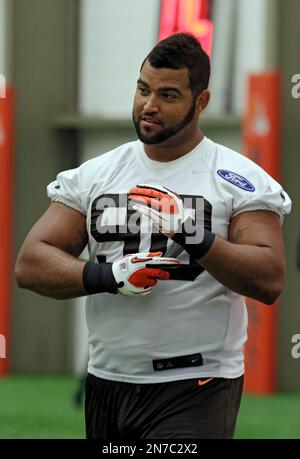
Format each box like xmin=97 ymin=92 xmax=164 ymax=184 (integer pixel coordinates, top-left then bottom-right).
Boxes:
xmin=0 ymin=86 xmax=14 ymax=374
xmin=242 ymin=71 xmax=281 ymax=393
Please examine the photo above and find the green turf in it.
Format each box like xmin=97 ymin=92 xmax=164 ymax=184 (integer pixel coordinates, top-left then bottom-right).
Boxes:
xmin=235 ymin=393 xmax=300 ymax=439
xmin=0 ymin=375 xmax=85 ymax=439
xmin=0 ymin=375 xmax=300 ymax=439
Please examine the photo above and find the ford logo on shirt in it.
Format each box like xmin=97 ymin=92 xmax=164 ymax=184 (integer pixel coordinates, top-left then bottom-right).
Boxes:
xmin=217 ymin=170 xmax=255 ymax=192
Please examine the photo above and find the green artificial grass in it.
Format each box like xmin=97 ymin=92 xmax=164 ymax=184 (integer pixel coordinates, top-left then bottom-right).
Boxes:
xmin=0 ymin=375 xmax=85 ymax=439
xmin=0 ymin=375 xmax=300 ymax=439
xmin=235 ymin=393 xmax=300 ymax=439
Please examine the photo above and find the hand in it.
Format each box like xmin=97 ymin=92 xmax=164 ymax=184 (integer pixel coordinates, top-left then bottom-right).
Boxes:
xmin=128 ymin=184 xmax=216 ymax=261
xmin=128 ymin=184 xmax=188 ymax=237
xmin=112 ymin=252 xmax=180 ymax=296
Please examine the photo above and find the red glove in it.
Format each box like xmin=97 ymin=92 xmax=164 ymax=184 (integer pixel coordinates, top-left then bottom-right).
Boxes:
xmin=112 ymin=252 xmax=180 ymax=296
xmin=128 ymin=184 xmax=188 ymax=237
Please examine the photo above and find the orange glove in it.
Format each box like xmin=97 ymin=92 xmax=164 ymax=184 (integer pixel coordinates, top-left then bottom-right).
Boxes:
xmin=112 ymin=252 xmax=180 ymax=296
xmin=128 ymin=184 xmax=188 ymax=237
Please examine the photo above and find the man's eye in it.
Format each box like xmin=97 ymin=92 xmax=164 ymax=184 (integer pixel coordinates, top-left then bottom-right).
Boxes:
xmin=162 ymin=93 xmax=176 ymax=100
xmin=138 ymin=87 xmax=149 ymax=95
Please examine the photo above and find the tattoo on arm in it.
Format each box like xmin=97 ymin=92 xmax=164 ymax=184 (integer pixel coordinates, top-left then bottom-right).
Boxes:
xmin=64 ymin=229 xmax=88 ymax=256
xmin=230 ymin=227 xmax=248 ymax=243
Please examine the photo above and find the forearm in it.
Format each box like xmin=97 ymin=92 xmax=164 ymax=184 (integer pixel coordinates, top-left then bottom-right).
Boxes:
xmin=128 ymin=184 xmax=286 ymax=304
xmin=199 ymin=236 xmax=284 ymax=304
xmin=15 ymin=241 xmax=87 ymax=299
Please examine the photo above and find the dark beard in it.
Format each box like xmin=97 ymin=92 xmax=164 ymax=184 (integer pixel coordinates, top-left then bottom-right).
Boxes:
xmin=132 ymin=98 xmax=197 ymax=145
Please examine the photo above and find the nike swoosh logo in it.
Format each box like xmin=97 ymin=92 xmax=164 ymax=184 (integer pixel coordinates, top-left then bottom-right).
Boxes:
xmin=197 ymin=377 xmax=214 ymax=386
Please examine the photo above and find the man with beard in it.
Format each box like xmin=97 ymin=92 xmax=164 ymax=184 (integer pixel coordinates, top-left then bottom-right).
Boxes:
xmin=15 ymin=33 xmax=291 ymax=439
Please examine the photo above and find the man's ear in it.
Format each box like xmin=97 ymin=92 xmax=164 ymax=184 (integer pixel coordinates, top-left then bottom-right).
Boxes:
xmin=196 ymin=90 xmax=210 ymax=115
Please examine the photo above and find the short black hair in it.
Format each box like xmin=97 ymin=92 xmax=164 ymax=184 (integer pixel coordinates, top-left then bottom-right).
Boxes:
xmin=141 ymin=33 xmax=210 ymax=96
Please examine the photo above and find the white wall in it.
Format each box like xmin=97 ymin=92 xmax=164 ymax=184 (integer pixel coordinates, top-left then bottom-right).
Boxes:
xmin=207 ymin=0 xmax=278 ymax=116
xmin=79 ymin=0 xmax=160 ymax=117
xmin=79 ymin=0 xmax=279 ymax=118
xmin=72 ymin=296 xmax=89 ymax=376
xmin=232 ymin=0 xmax=278 ymax=114
xmin=206 ymin=0 xmax=238 ymax=116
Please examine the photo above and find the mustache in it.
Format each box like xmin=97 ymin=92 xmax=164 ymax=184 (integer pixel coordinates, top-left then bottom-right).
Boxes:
xmin=139 ymin=114 xmax=162 ymax=125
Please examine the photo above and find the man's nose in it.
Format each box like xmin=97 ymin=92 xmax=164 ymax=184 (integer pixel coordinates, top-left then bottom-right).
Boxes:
xmin=143 ymin=94 xmax=159 ymax=112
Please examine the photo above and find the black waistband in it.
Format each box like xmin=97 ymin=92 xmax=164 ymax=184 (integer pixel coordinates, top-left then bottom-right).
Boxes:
xmin=153 ymin=353 xmax=203 ymax=371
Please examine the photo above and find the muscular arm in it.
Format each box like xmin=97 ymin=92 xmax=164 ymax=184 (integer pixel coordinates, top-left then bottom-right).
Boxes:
xmin=198 ymin=210 xmax=285 ymax=304
xmin=15 ymin=202 xmax=88 ymax=299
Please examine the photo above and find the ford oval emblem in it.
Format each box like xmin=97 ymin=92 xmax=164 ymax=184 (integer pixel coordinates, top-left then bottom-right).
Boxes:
xmin=217 ymin=170 xmax=255 ymax=192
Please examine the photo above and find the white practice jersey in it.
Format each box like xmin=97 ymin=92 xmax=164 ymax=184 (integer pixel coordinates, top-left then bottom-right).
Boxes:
xmin=48 ymin=137 xmax=291 ymax=383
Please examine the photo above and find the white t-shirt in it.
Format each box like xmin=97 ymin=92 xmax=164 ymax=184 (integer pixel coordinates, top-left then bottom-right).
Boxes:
xmin=47 ymin=137 xmax=291 ymax=383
